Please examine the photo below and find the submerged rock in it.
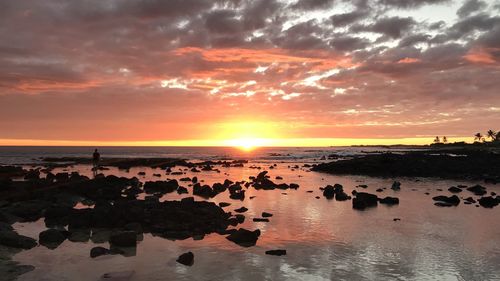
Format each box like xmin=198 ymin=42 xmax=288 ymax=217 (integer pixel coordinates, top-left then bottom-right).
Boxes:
xmin=432 ymin=195 xmax=460 ymax=206
xmin=265 ymin=249 xmax=286 ymax=256
xmin=391 ymin=181 xmax=401 ymax=191
xmin=176 ymin=251 xmax=194 ymax=266
xmin=379 ymin=197 xmax=399 ymax=205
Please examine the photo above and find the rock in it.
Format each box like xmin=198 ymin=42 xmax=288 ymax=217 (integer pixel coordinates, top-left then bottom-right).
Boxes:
xmin=39 ymin=228 xmax=67 ymax=249
xmin=358 ymin=184 xmax=368 ymax=188
xmin=432 ymin=195 xmax=460 ymax=206
xmin=144 ymin=180 xmax=178 ymax=194
xmin=335 ymin=191 xmax=351 ymax=201
xmin=322 ymin=185 xmax=336 ymax=199
xmin=253 ymin=218 xmax=269 ymax=222
xmin=289 ymin=183 xmax=299 ymax=189
xmin=478 ymin=196 xmax=499 ymax=208
xmin=391 ymin=181 xmax=401 ymax=191
xmin=109 ymin=231 xmax=137 ymax=247
xmin=219 ymin=202 xmax=231 ymax=207
xmin=0 ymin=230 xmax=37 ymax=249
xmin=193 ymin=184 xmax=216 ymax=198
xmin=234 ymin=207 xmax=248 ymax=213
xmin=464 ymin=197 xmax=476 ymax=203
xmin=352 ymin=192 xmax=378 ymax=210
xmin=379 ymin=197 xmax=399 ymax=205
xmin=467 ymin=185 xmax=487 ymax=196
xmin=376 ymin=188 xmax=383 ymax=192
xmin=275 ymin=176 xmax=283 ymax=180
xmin=177 ymin=186 xmax=188 ymax=194
xmin=393 ymin=218 xmax=401 ymax=221
xmin=99 ymin=270 xmax=135 ymax=281
xmin=91 ymin=246 xmax=110 ymax=258
xmin=176 ymin=251 xmax=194 ymax=266
xmin=448 ymin=186 xmax=462 ymax=193
xmin=226 ymin=228 xmax=261 ymax=247
xmin=262 ymin=212 xmax=273 ymax=217
xmin=434 ymin=202 xmax=454 ymax=207
xmin=265 ymin=249 xmax=286 ymax=256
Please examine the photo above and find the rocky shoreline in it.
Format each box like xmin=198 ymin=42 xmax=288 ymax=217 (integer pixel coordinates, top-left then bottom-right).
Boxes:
xmin=312 ymin=149 xmax=500 ymax=182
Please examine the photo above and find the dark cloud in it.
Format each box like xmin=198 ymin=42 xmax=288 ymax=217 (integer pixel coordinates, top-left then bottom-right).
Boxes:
xmin=292 ymin=0 xmax=336 ymax=10
xmin=456 ymin=0 xmax=487 ymax=17
xmin=331 ymin=11 xmax=368 ymax=27
xmin=330 ymin=36 xmax=370 ymax=51
xmin=398 ymin=34 xmax=431 ymax=47
xmin=369 ymin=17 xmax=416 ymax=38
xmin=448 ymin=13 xmax=500 ymax=39
xmin=378 ymin=0 xmax=450 ymax=9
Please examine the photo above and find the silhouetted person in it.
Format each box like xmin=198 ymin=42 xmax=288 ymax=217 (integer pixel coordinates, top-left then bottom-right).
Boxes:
xmin=92 ymin=149 xmax=100 ymax=176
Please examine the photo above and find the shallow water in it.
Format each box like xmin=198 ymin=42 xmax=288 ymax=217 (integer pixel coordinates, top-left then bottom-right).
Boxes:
xmin=10 ymin=160 xmax=500 ymax=281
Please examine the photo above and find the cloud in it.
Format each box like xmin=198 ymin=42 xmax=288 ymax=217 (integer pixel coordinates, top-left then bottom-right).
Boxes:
xmin=456 ymin=0 xmax=487 ymax=17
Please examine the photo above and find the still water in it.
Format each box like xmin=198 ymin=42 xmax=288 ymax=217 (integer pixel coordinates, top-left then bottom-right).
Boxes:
xmin=5 ymin=147 xmax=500 ymax=281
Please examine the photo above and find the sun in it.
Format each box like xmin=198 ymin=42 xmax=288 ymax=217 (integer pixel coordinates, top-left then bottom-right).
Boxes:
xmin=226 ymin=138 xmax=267 ymax=151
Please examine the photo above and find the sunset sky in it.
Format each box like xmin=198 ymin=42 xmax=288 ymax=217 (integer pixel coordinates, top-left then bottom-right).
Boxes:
xmin=1 ymin=0 xmax=499 ymax=146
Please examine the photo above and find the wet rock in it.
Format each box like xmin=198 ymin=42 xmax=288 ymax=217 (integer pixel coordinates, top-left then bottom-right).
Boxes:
xmin=144 ymin=180 xmax=178 ymax=194
xmin=99 ymin=270 xmax=135 ymax=281
xmin=352 ymin=192 xmax=378 ymax=210
xmin=275 ymin=176 xmax=283 ymax=180
xmin=322 ymin=185 xmax=336 ymax=199
xmin=137 ymin=172 xmax=146 ymax=176
xmin=265 ymin=249 xmax=286 ymax=256
xmin=0 ymin=230 xmax=37 ymax=249
xmin=262 ymin=212 xmax=273 ymax=217
xmin=219 ymin=202 xmax=231 ymax=208
xmin=176 ymin=251 xmax=194 ymax=266
xmin=289 ymin=183 xmax=299 ymax=189
xmin=90 ymin=246 xmax=110 ymax=258
xmin=432 ymin=195 xmax=460 ymax=206
xmin=253 ymin=218 xmax=269 ymax=222
xmin=376 ymin=188 xmax=383 ymax=192
xmin=379 ymin=197 xmax=399 ymax=205
xmin=193 ymin=183 xmax=216 ymax=198
xmin=448 ymin=186 xmax=462 ymax=193
xmin=464 ymin=197 xmax=476 ymax=203
xmin=229 ymin=189 xmax=245 ymax=200
xmin=177 ymin=186 xmax=188 ymax=194
xmin=467 ymin=185 xmax=487 ymax=196
xmin=226 ymin=228 xmax=261 ymax=247
xmin=39 ymin=228 xmax=67 ymax=249
xmin=478 ymin=196 xmax=499 ymax=208
xmin=391 ymin=181 xmax=401 ymax=191
xmin=234 ymin=207 xmax=248 ymax=213
xmin=109 ymin=231 xmax=137 ymax=247
xmin=393 ymin=218 xmax=401 ymax=221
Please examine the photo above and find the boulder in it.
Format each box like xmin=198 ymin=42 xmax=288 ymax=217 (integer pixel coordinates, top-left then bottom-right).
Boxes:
xmin=478 ymin=196 xmax=499 ymax=208
xmin=39 ymin=228 xmax=67 ymax=249
xmin=467 ymin=185 xmax=487 ymax=196
xmin=144 ymin=180 xmax=178 ymax=194
xmin=176 ymin=251 xmax=194 ymax=266
xmin=226 ymin=228 xmax=261 ymax=247
xmin=391 ymin=181 xmax=401 ymax=191
xmin=91 ymin=246 xmax=110 ymax=258
xmin=262 ymin=212 xmax=273 ymax=217
xmin=0 ymin=230 xmax=37 ymax=249
xmin=379 ymin=197 xmax=399 ymax=205
xmin=109 ymin=231 xmax=137 ymax=247
xmin=352 ymin=192 xmax=378 ymax=210
xmin=234 ymin=207 xmax=248 ymax=213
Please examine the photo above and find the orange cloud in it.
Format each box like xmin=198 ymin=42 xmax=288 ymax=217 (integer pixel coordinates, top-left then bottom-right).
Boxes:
xmin=464 ymin=48 xmax=498 ymax=64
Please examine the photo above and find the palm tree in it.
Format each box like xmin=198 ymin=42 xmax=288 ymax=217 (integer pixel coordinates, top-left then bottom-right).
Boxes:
xmin=442 ymin=136 xmax=448 ymax=144
xmin=487 ymin=130 xmax=497 ymax=141
xmin=433 ymin=136 xmax=441 ymax=144
xmin=474 ymin=132 xmax=484 ymax=142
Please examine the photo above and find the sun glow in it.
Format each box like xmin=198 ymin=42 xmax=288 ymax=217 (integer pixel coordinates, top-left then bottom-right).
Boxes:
xmin=225 ymin=138 xmax=271 ymax=151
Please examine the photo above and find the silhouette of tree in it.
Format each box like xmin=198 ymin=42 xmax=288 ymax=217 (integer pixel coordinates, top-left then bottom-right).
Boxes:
xmin=487 ymin=130 xmax=497 ymax=141
xmin=474 ymin=133 xmax=485 ymax=142
xmin=442 ymin=136 xmax=448 ymax=143
xmin=433 ymin=136 xmax=441 ymax=144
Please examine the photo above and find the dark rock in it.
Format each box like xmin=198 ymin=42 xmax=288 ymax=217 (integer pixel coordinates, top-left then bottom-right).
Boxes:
xmin=219 ymin=202 xmax=231 ymax=207
xmin=193 ymin=183 xmax=216 ymax=198
xmin=253 ymin=218 xmax=269 ymax=222
xmin=226 ymin=228 xmax=261 ymax=247
xmin=467 ymin=185 xmax=487 ymax=196
xmin=90 ymin=246 xmax=110 ymax=258
xmin=391 ymin=181 xmax=401 ymax=191
xmin=434 ymin=202 xmax=454 ymax=207
xmin=176 ymin=251 xmax=194 ymax=266
xmin=144 ymin=180 xmax=178 ymax=194
xmin=265 ymin=249 xmax=286 ymax=256
xmin=448 ymin=186 xmax=462 ymax=193
xmin=352 ymin=192 xmax=378 ymax=210
xmin=376 ymin=188 xmax=383 ymax=192
xmin=478 ymin=196 xmax=499 ymax=208
xmin=262 ymin=212 xmax=273 ymax=217
xmin=39 ymin=228 xmax=67 ymax=249
xmin=109 ymin=231 xmax=137 ymax=247
xmin=379 ymin=197 xmax=399 ymax=205
xmin=177 ymin=186 xmax=188 ymax=194
xmin=432 ymin=195 xmax=460 ymax=206
xmin=234 ymin=207 xmax=248 ymax=213
xmin=0 ymin=230 xmax=37 ymax=249
xmin=464 ymin=197 xmax=476 ymax=203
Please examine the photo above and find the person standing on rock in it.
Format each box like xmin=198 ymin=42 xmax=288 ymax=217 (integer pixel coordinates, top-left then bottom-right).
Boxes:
xmin=92 ymin=149 xmax=100 ymax=176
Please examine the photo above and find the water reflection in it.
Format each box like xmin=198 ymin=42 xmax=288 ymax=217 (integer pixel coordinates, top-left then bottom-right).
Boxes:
xmin=12 ymin=163 xmax=500 ymax=281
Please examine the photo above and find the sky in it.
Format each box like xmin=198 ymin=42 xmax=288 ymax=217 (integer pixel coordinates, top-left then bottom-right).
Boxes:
xmin=1 ymin=0 xmax=499 ymax=146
